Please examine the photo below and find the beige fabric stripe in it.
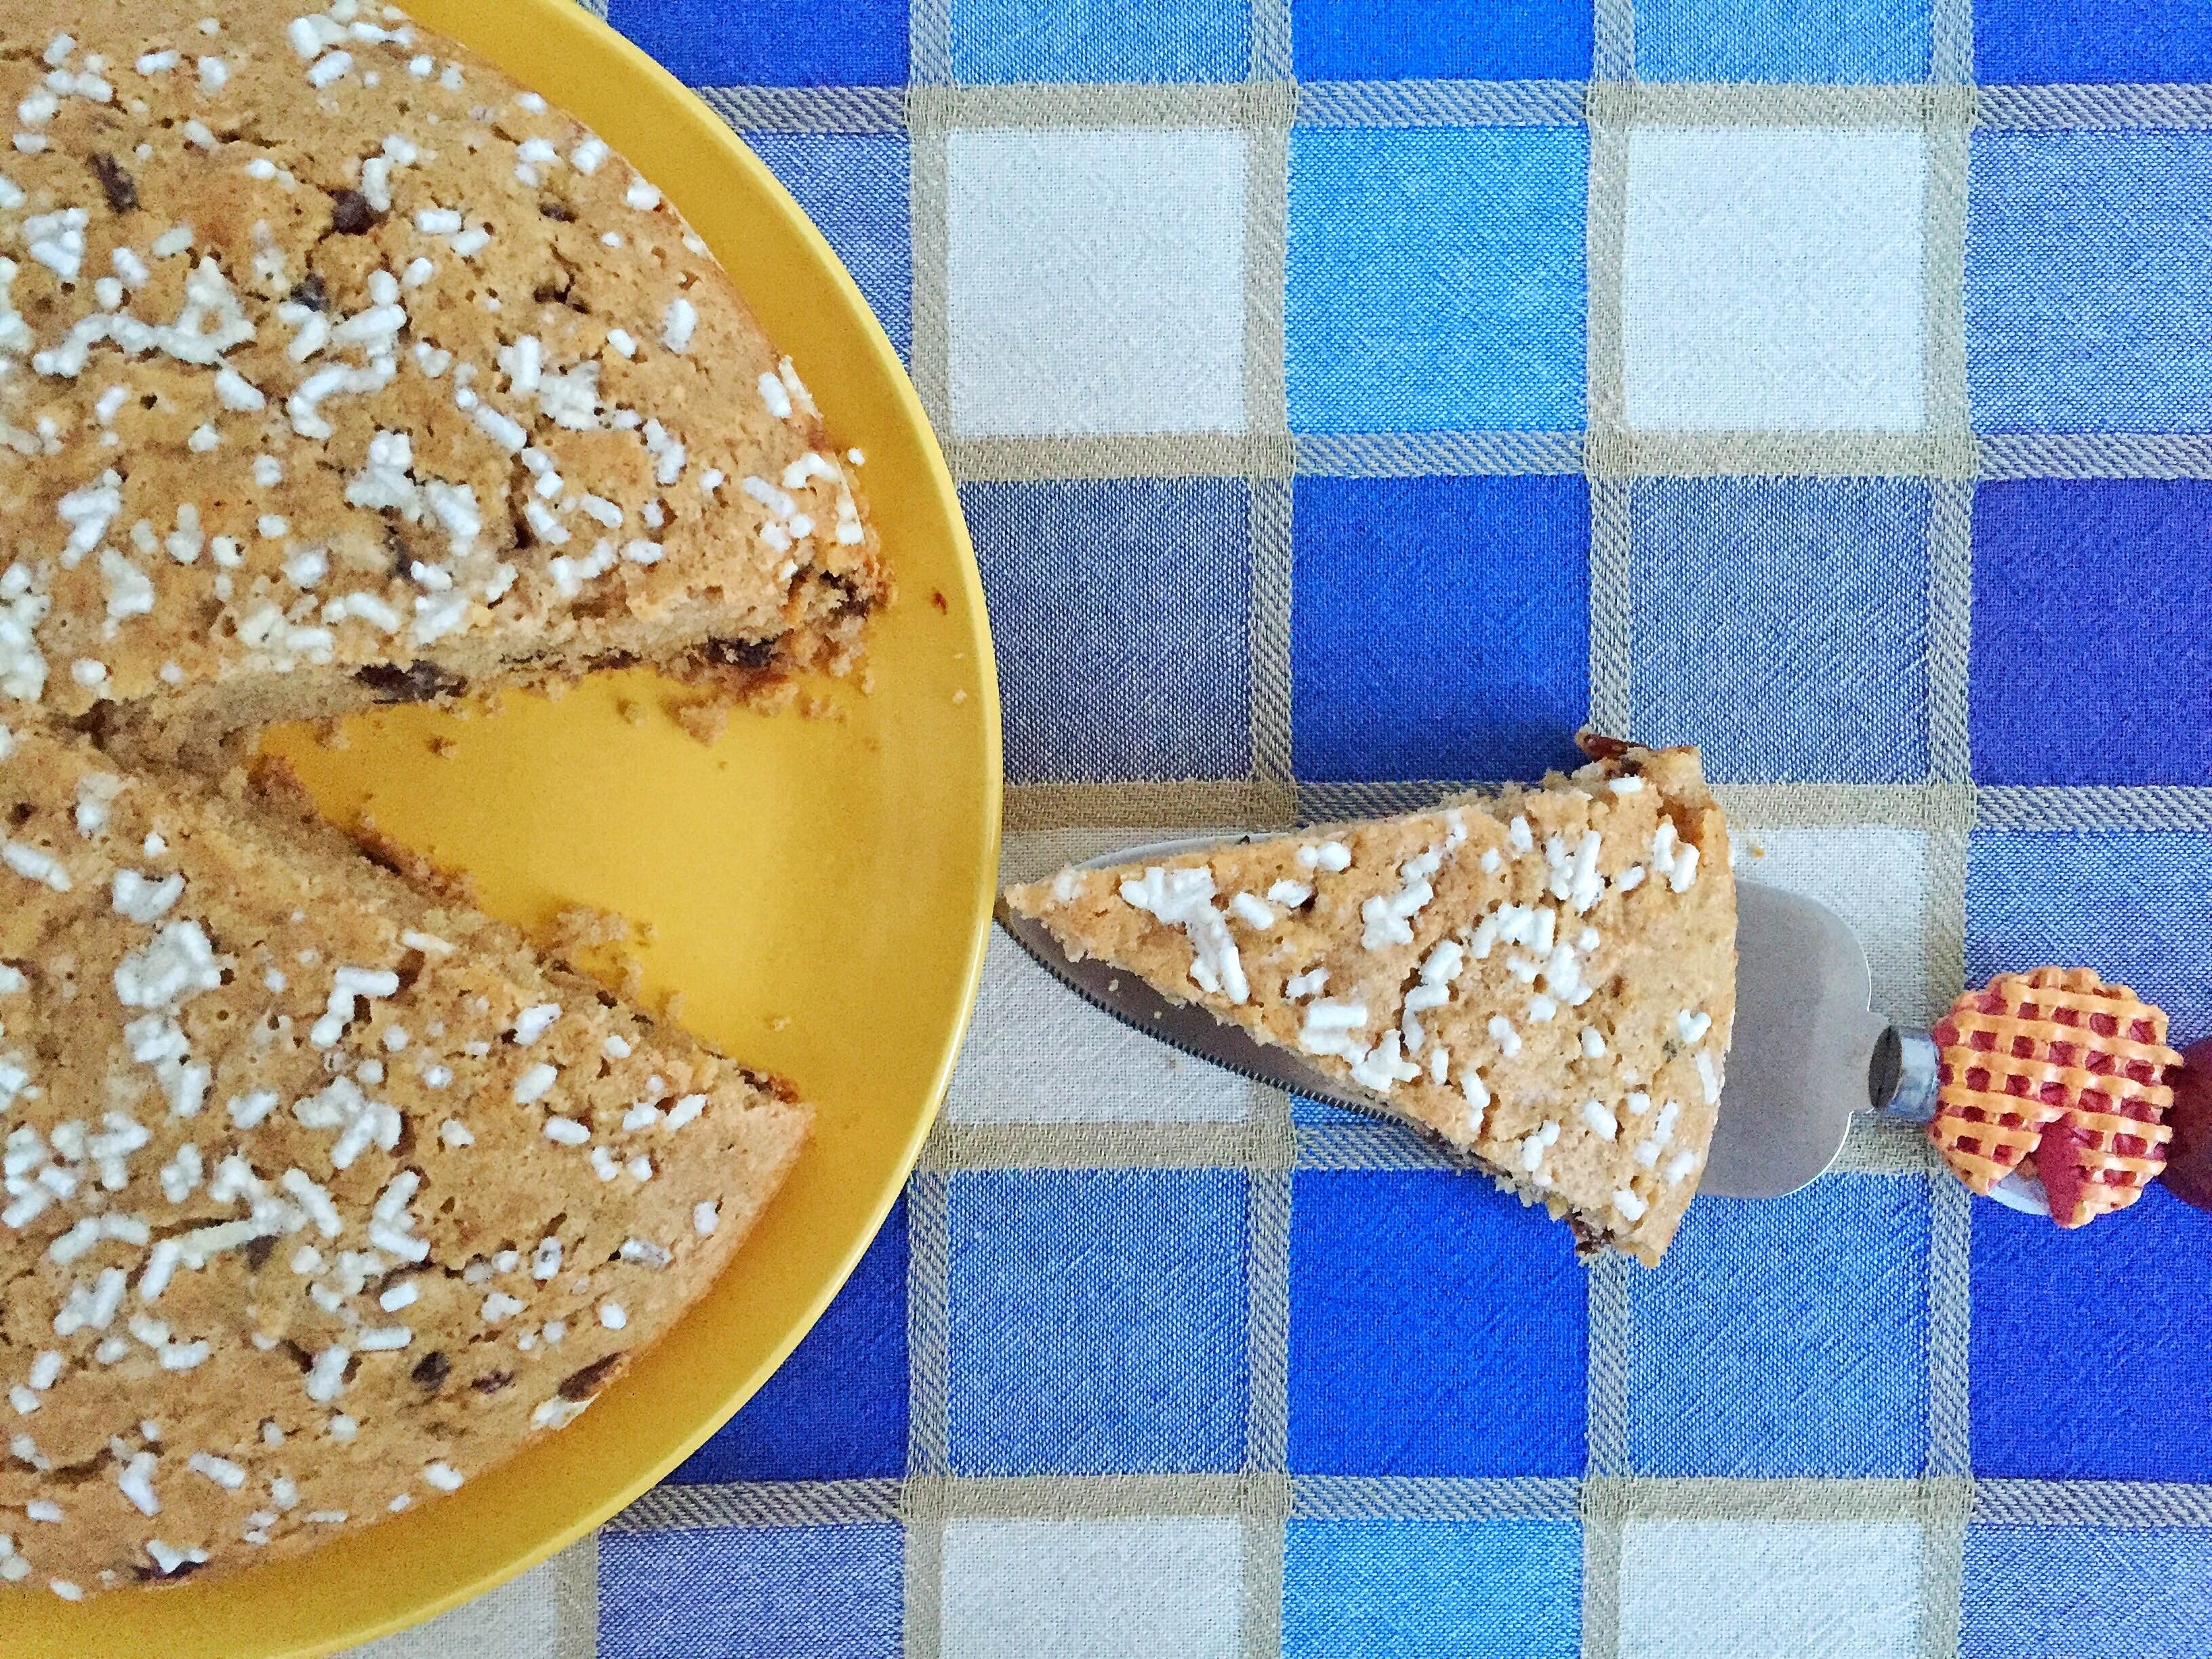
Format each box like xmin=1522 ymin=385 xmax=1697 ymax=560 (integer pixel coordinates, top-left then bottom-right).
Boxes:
xmin=1975 ymin=1479 xmax=2212 ymax=1527
xmin=909 ymin=80 xmax=1294 ymax=129
xmin=905 ymin=1170 xmax=953 ymax=1478
xmin=907 ymin=126 xmax=951 ymax=434
xmin=1586 ymin=1254 xmax=1632 ymax=1479
xmin=1980 ymin=81 xmax=2212 ymax=128
xmin=1592 ymin=0 xmax=1636 ymax=81
xmin=1298 ymin=78 xmax=1588 ymax=126
xmin=689 ymin=77 xmax=2212 ymax=136
xmin=1980 ymin=432 xmax=2212 ymax=478
xmin=1298 ymin=430 xmax=1586 ymax=475
xmin=924 ymin=1114 xmax=1938 ymax=1176
xmin=1580 ymin=48 xmax=1633 ymax=1639
xmin=1003 ymin=779 xmax=2199 ymax=837
xmin=1976 ymin=785 xmax=2212 ymax=831
xmin=1248 ymin=0 xmax=1294 ymax=83
xmin=1243 ymin=1107 xmax=1294 ymax=1659
xmin=571 ymin=0 xmax=609 ymax=18
xmin=1721 ymin=781 xmax=1974 ymax=830
xmin=924 ymin=1118 xmax=1258 ymax=1169
xmin=1250 ymin=477 xmax=1298 ymax=786
xmin=1246 ymin=64 xmax=1296 ymax=807
xmin=1593 ymin=1475 xmax=1963 ymax=1520
xmin=1005 ymin=780 xmax=1295 ymax=831
xmin=903 ymin=1508 xmax=945 ymax=1659
xmin=1588 ymin=479 xmax=1635 ymax=737
xmin=1925 ymin=481 xmax=1975 ymax=784
xmin=935 ymin=426 xmax=2212 ymax=485
xmin=951 ymin=432 xmax=1289 ymax=481
xmin=611 ymin=1479 xmax=907 ymax=1532
xmin=903 ymin=1166 xmax=951 ymax=1659
xmin=554 ymin=1534 xmax=598 ymax=1659
xmin=695 ymin=85 xmax=910 ymax=134
xmin=1580 ymin=1473 xmax=1629 ymax=1659
xmin=1585 ymin=430 xmax=1979 ymax=478
xmin=1921 ymin=1176 xmax=1975 ymax=1659
xmin=611 ymin=1472 xmax=2212 ymax=1533
xmin=1929 ymin=0 xmax=1975 ymax=83
xmin=907 ymin=0 xmax=952 ymax=86
xmin=1589 ymin=81 xmax=1974 ymax=126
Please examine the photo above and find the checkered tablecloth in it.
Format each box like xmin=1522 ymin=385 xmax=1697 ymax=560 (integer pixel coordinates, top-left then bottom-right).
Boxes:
xmin=360 ymin=1 xmax=2212 ymax=1654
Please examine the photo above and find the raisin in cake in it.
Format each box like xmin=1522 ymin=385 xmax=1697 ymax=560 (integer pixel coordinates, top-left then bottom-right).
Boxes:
xmin=1006 ymin=743 xmax=1735 ymax=1265
xmin=1 ymin=0 xmax=884 ymax=768
xmin=0 ymin=0 xmax=876 ymax=1601
xmin=0 ymin=724 xmax=809 ymax=1597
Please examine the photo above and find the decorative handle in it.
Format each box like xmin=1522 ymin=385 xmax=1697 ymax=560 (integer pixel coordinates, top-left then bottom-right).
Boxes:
xmin=1917 ymin=966 xmax=2184 ymax=1229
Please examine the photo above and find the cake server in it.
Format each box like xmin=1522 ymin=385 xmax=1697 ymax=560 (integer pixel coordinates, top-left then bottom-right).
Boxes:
xmin=998 ymin=836 xmax=2205 ymax=1215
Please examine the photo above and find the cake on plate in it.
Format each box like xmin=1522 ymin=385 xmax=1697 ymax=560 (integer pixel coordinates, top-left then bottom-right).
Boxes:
xmin=0 ymin=0 xmax=884 ymax=1596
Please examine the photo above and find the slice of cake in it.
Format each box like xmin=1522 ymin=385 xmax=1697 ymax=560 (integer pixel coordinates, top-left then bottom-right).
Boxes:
xmin=1005 ymin=743 xmax=1735 ymax=1265
xmin=3 ymin=0 xmax=884 ymax=766
xmin=0 ymin=724 xmax=810 ymax=1595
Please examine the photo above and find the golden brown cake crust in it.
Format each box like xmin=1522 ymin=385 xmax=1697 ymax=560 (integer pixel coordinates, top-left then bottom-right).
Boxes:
xmin=0 ymin=0 xmax=884 ymax=764
xmin=0 ymin=725 xmax=810 ymax=1595
xmin=1007 ymin=746 xmax=1736 ymax=1267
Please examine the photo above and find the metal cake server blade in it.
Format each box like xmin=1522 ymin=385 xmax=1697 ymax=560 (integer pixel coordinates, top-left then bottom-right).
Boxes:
xmin=998 ymin=836 xmax=2053 ymax=1211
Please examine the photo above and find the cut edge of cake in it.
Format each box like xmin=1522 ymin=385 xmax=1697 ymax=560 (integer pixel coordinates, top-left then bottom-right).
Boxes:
xmin=1005 ymin=740 xmax=1736 ymax=1266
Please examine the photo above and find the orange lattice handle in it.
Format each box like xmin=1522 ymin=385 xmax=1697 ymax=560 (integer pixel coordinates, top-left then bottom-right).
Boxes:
xmin=1927 ymin=966 xmax=2182 ymax=1228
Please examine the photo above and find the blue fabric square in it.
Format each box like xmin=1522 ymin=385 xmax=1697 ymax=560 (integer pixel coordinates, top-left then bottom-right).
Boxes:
xmin=1975 ymin=0 xmax=2212 ymax=82
xmin=966 ymin=479 xmax=1252 ymax=784
xmin=1968 ymin=832 xmax=2212 ymax=1037
xmin=1628 ymin=1178 xmax=1931 ymax=1477
xmin=607 ymin=0 xmax=908 ymax=85
xmin=1969 ymin=481 xmax=2212 ymax=787
xmin=947 ymin=1169 xmax=1248 ymax=1474
xmin=671 ymin=1197 xmax=907 ymax=1483
xmin=1638 ymin=0 xmax=1929 ymax=80
xmin=1631 ymin=477 xmax=1931 ymax=784
xmin=1291 ymin=475 xmax=1589 ymax=783
xmin=1970 ymin=1186 xmax=2212 ymax=1481
xmin=600 ymin=1525 xmax=902 ymax=1659
xmin=1288 ymin=128 xmax=1588 ymax=433
xmin=1961 ymin=1525 xmax=2212 ymax=1659
xmin=1287 ymin=1171 xmax=1588 ymax=1476
xmin=1968 ymin=134 xmax=2212 ymax=432
xmin=1283 ymin=1519 xmax=1583 ymax=1658
xmin=743 ymin=134 xmax=911 ymax=363
xmin=950 ymin=0 xmax=1248 ymax=80
xmin=1291 ymin=0 xmax=1594 ymax=79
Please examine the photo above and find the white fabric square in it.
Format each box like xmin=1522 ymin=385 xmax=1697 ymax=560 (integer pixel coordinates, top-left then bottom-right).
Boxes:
xmin=1620 ymin=1518 xmax=1923 ymax=1659
xmin=947 ymin=127 xmax=1246 ymax=437
xmin=941 ymin=1517 xmax=1242 ymax=1659
xmin=1738 ymin=825 xmax=1938 ymax=1027
xmin=1624 ymin=127 xmax=1927 ymax=432
xmin=342 ymin=1551 xmax=567 ymax=1658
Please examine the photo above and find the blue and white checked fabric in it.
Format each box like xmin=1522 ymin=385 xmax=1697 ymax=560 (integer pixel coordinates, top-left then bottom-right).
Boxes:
xmin=361 ymin=1 xmax=2212 ymax=1654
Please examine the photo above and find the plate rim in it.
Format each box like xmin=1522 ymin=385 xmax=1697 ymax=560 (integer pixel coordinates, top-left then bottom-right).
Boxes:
xmin=0 ymin=0 xmax=1001 ymax=1650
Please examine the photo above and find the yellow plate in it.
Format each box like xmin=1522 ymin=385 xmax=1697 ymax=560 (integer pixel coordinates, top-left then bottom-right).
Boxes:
xmin=2 ymin=3 xmax=1000 ymax=1654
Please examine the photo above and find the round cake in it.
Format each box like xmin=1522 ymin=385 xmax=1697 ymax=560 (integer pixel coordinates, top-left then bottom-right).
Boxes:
xmin=0 ymin=0 xmax=883 ymax=1598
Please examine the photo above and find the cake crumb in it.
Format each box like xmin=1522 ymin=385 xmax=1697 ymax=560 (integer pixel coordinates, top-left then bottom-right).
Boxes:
xmin=550 ymin=904 xmax=635 ymax=954
xmin=672 ymin=698 xmax=731 ymax=747
xmin=663 ymin=989 xmax=688 ymax=1022
xmin=314 ymin=720 xmax=351 ymax=752
xmin=617 ymin=699 xmax=649 ymax=726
